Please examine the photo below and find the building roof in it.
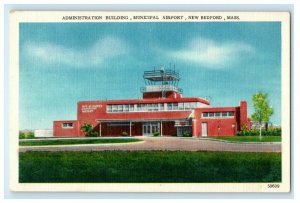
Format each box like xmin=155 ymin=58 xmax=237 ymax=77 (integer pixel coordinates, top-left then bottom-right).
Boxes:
xmin=78 ymin=97 xmax=210 ymax=105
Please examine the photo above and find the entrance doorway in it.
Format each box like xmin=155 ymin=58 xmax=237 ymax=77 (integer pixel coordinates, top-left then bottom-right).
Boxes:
xmin=143 ymin=122 xmax=160 ymax=136
xmin=201 ymin=123 xmax=208 ymax=137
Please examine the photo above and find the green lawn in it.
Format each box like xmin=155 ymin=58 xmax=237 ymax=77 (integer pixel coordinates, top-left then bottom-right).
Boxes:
xmin=19 ymin=151 xmax=281 ymax=183
xmin=204 ymin=136 xmax=281 ymax=142
xmin=19 ymin=138 xmax=142 ymax=146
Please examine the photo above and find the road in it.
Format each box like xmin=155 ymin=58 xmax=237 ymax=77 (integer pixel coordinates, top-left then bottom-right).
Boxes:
xmin=19 ymin=137 xmax=281 ymax=153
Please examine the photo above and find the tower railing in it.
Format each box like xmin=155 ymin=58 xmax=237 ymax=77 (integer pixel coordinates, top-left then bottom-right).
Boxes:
xmin=143 ymin=69 xmax=180 ymax=80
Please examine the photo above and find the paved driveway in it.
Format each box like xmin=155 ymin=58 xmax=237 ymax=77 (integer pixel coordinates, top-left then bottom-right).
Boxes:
xmin=19 ymin=137 xmax=281 ymax=153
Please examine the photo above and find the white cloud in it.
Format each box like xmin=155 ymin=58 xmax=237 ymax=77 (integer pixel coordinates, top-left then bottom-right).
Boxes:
xmin=23 ymin=36 xmax=129 ymax=67
xmin=169 ymin=37 xmax=255 ymax=69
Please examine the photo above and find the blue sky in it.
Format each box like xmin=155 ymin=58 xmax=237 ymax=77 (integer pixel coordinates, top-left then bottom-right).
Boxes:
xmin=19 ymin=22 xmax=281 ymax=130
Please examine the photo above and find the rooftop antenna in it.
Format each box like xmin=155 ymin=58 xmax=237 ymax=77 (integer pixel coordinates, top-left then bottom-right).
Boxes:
xmin=209 ymin=96 xmax=212 ymax=105
xmin=160 ymin=66 xmax=166 ymax=98
xmin=205 ymin=96 xmax=212 ymax=103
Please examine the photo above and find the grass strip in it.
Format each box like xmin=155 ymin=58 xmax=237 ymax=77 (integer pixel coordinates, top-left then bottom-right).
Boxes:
xmin=19 ymin=138 xmax=142 ymax=146
xmin=19 ymin=151 xmax=281 ymax=183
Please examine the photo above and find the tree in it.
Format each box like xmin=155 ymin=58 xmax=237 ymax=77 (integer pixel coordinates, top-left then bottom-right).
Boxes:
xmin=80 ymin=123 xmax=93 ymax=136
xmin=251 ymin=91 xmax=273 ymax=139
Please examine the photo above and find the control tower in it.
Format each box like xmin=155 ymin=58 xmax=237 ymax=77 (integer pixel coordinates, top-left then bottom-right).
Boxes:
xmin=141 ymin=67 xmax=183 ymax=99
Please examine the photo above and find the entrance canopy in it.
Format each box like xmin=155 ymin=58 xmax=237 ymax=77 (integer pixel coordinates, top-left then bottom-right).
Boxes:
xmin=96 ymin=118 xmax=188 ymax=123
xmin=96 ymin=110 xmax=194 ymax=122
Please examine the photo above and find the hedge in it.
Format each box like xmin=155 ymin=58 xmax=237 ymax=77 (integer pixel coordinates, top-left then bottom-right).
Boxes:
xmin=237 ymin=128 xmax=281 ymax=136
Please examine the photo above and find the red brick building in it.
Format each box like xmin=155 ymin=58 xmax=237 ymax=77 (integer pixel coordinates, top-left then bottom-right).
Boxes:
xmin=53 ymin=68 xmax=250 ymax=137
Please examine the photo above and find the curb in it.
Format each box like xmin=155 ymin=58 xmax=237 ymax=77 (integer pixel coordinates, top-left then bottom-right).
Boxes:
xmin=19 ymin=140 xmax=145 ymax=148
xmin=197 ymin=137 xmax=281 ymax=145
xmin=19 ymin=136 xmax=140 ymax=142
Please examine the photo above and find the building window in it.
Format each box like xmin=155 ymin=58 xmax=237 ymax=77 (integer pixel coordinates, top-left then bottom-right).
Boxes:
xmin=141 ymin=104 xmax=147 ymax=111
xmin=153 ymin=103 xmax=159 ymax=111
xmin=117 ymin=105 xmax=123 ymax=112
xmin=173 ymin=103 xmax=178 ymax=110
xmin=149 ymin=104 xmax=155 ymax=111
xmin=107 ymin=101 xmax=204 ymax=113
xmin=215 ymin=112 xmax=221 ymax=117
xmin=167 ymin=103 xmax=172 ymax=110
xmin=62 ymin=122 xmax=73 ymax=128
xmin=202 ymin=111 xmax=235 ymax=118
xmin=123 ymin=104 xmax=129 ymax=112
xmin=184 ymin=102 xmax=191 ymax=110
xmin=129 ymin=104 xmax=134 ymax=112
xmin=179 ymin=103 xmax=184 ymax=110
xmin=112 ymin=105 xmax=118 ymax=112
xmin=146 ymin=104 xmax=150 ymax=111
xmin=107 ymin=105 xmax=112 ymax=112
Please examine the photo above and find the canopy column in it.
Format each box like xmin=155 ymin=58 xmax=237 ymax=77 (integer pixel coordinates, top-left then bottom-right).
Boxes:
xmin=99 ymin=122 xmax=102 ymax=137
xmin=160 ymin=121 xmax=163 ymax=136
xmin=129 ymin=121 xmax=132 ymax=136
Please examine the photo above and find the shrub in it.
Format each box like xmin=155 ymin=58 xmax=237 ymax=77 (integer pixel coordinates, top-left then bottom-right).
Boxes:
xmin=182 ymin=131 xmax=192 ymax=137
xmin=19 ymin=131 xmax=34 ymax=139
xmin=81 ymin=123 xmax=93 ymax=136
xmin=236 ymin=127 xmax=281 ymax=136
xmin=19 ymin=132 xmax=26 ymax=139
xmin=26 ymin=132 xmax=35 ymax=139
xmin=268 ymin=128 xmax=281 ymax=136
xmin=86 ymin=131 xmax=99 ymax=137
xmin=121 ymin=132 xmax=129 ymax=137
xmin=241 ymin=124 xmax=248 ymax=136
xmin=152 ymin=132 xmax=160 ymax=137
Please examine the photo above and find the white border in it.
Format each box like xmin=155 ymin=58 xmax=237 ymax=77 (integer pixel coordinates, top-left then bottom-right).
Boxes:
xmin=9 ymin=11 xmax=290 ymax=193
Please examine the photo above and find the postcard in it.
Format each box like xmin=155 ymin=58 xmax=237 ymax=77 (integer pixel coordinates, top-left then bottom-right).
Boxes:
xmin=9 ymin=11 xmax=290 ymax=192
